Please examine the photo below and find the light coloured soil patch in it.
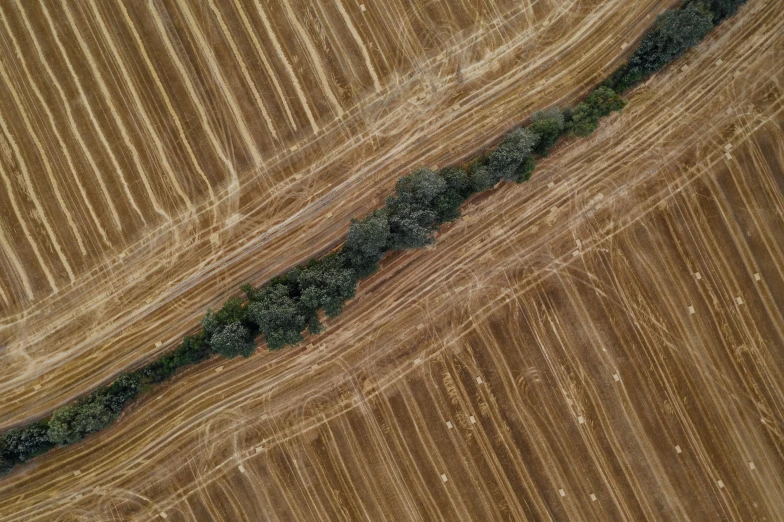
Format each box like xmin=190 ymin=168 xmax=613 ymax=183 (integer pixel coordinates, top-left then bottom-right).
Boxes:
xmin=1 ymin=1 xmax=782 ymax=520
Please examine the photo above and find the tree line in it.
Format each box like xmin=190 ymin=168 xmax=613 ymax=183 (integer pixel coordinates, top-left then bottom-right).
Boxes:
xmin=0 ymin=0 xmax=746 ymax=477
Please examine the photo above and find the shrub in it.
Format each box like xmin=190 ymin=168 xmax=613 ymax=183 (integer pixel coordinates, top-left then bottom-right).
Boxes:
xmin=516 ymin=155 xmax=537 ymax=183
xmin=202 ymin=296 xmax=247 ymax=335
xmin=1 ymin=421 xmax=52 ymax=463
xmin=687 ymin=0 xmax=746 ymax=23
xmin=0 ymin=455 xmax=12 ymax=476
xmin=48 ymin=395 xmax=118 ymax=446
xmin=103 ymin=373 xmax=142 ymax=413
xmin=434 ymin=167 xmax=471 ymax=223
xmin=343 ymin=209 xmax=390 ymax=277
xmin=386 ymin=169 xmax=446 ymax=250
xmin=247 ymin=284 xmax=306 ymax=350
xmin=529 ymin=107 xmax=565 ymax=156
xmin=293 ymin=254 xmax=357 ymax=319
xmin=468 ymin=164 xmax=493 ymax=193
xmin=488 ymin=127 xmax=538 ymax=182
xmin=171 ymin=333 xmax=210 ymax=368
xmin=569 ymin=87 xmax=626 ymax=137
xmin=607 ymin=5 xmax=714 ymax=92
xmin=208 ymin=322 xmax=255 ymax=359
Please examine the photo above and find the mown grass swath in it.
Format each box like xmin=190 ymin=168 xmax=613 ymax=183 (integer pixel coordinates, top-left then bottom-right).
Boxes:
xmin=0 ymin=0 xmax=747 ymax=477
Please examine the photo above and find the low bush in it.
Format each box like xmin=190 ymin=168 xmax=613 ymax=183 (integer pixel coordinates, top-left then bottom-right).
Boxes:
xmin=569 ymin=87 xmax=626 ymax=137
xmin=343 ymin=209 xmax=390 ymax=277
xmin=606 ymin=5 xmax=715 ymax=92
xmin=386 ymin=169 xmax=446 ymax=250
xmin=488 ymin=127 xmax=538 ymax=183
xmin=529 ymin=107 xmax=566 ymax=156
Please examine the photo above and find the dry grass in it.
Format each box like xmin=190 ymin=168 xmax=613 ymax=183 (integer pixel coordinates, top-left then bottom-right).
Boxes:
xmin=1 ymin=0 xmax=782 ymax=520
xmin=0 ymin=0 xmax=673 ymax=426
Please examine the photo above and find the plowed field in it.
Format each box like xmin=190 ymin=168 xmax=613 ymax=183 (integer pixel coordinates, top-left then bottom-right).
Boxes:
xmin=0 ymin=0 xmax=675 ymax=427
xmin=1 ymin=0 xmax=782 ymax=520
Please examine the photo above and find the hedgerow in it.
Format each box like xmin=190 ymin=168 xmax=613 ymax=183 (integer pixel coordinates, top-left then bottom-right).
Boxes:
xmin=0 ymin=0 xmax=744 ymax=477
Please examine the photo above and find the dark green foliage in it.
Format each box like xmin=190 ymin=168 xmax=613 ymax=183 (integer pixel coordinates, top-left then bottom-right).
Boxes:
xmin=202 ymin=296 xmax=254 ymax=358
xmin=686 ymin=0 xmax=746 ymax=23
xmin=469 ymin=164 xmax=493 ymax=193
xmin=343 ymin=209 xmax=390 ymax=277
xmin=386 ymin=169 xmax=446 ymax=250
xmin=103 ymin=373 xmax=142 ymax=413
xmin=488 ymin=127 xmax=538 ymax=182
xmin=529 ymin=107 xmax=565 ymax=156
xmin=0 ymin=454 xmax=12 ymax=476
xmin=515 ymin=155 xmax=536 ymax=183
xmin=202 ymin=296 xmax=247 ymax=335
xmin=434 ymin=167 xmax=471 ymax=223
xmin=569 ymin=87 xmax=626 ymax=137
xmin=607 ymin=5 xmax=714 ymax=92
xmin=247 ymin=284 xmax=306 ymax=350
xmin=139 ymin=333 xmax=210 ymax=384
xmin=171 ymin=333 xmax=211 ymax=368
xmin=570 ymin=103 xmax=599 ymax=137
xmin=208 ymin=322 xmax=255 ymax=359
xmin=292 ymin=254 xmax=357 ymax=319
xmin=47 ymin=394 xmax=119 ymax=445
xmin=585 ymin=87 xmax=626 ymax=117
xmin=1 ymin=422 xmax=52 ymax=464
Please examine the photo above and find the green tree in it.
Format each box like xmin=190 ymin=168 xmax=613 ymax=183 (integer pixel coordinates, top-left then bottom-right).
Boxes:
xmin=433 ymin=167 xmax=471 ymax=223
xmin=687 ymin=0 xmax=746 ymax=23
xmin=208 ymin=322 xmax=255 ymax=359
xmin=607 ymin=5 xmax=714 ymax=91
xmin=529 ymin=107 xmax=565 ymax=156
xmin=1 ymin=422 xmax=52 ymax=463
xmin=569 ymin=87 xmax=626 ymax=137
xmin=0 ymin=455 xmax=12 ymax=476
xmin=103 ymin=373 xmax=142 ymax=413
xmin=488 ymin=127 xmax=538 ymax=182
xmin=468 ymin=164 xmax=493 ymax=193
xmin=386 ymin=169 xmax=446 ymax=250
xmin=294 ymin=254 xmax=357 ymax=318
xmin=343 ymin=209 xmax=390 ymax=277
xmin=202 ymin=296 xmax=247 ymax=335
xmin=247 ymin=284 xmax=306 ymax=350
xmin=48 ymin=396 xmax=118 ymax=446
xmin=585 ymin=87 xmax=627 ymax=117
xmin=516 ymin=155 xmax=536 ymax=183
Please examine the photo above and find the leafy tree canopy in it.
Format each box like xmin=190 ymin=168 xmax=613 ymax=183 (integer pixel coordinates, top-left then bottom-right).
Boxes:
xmin=247 ymin=284 xmax=306 ymax=350
xmin=386 ymin=169 xmax=446 ymax=250
xmin=488 ymin=127 xmax=538 ymax=182
xmin=343 ymin=209 xmax=390 ymax=277
xmin=529 ymin=107 xmax=565 ymax=156
xmin=208 ymin=321 xmax=255 ymax=359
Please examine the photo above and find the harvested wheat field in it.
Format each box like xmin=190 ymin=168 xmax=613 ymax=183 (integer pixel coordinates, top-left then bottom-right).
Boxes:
xmin=0 ymin=0 xmax=677 ymax=428
xmin=1 ymin=0 xmax=783 ymax=520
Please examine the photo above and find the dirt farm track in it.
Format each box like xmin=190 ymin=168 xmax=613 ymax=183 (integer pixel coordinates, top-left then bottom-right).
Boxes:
xmin=1 ymin=0 xmax=784 ymax=520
